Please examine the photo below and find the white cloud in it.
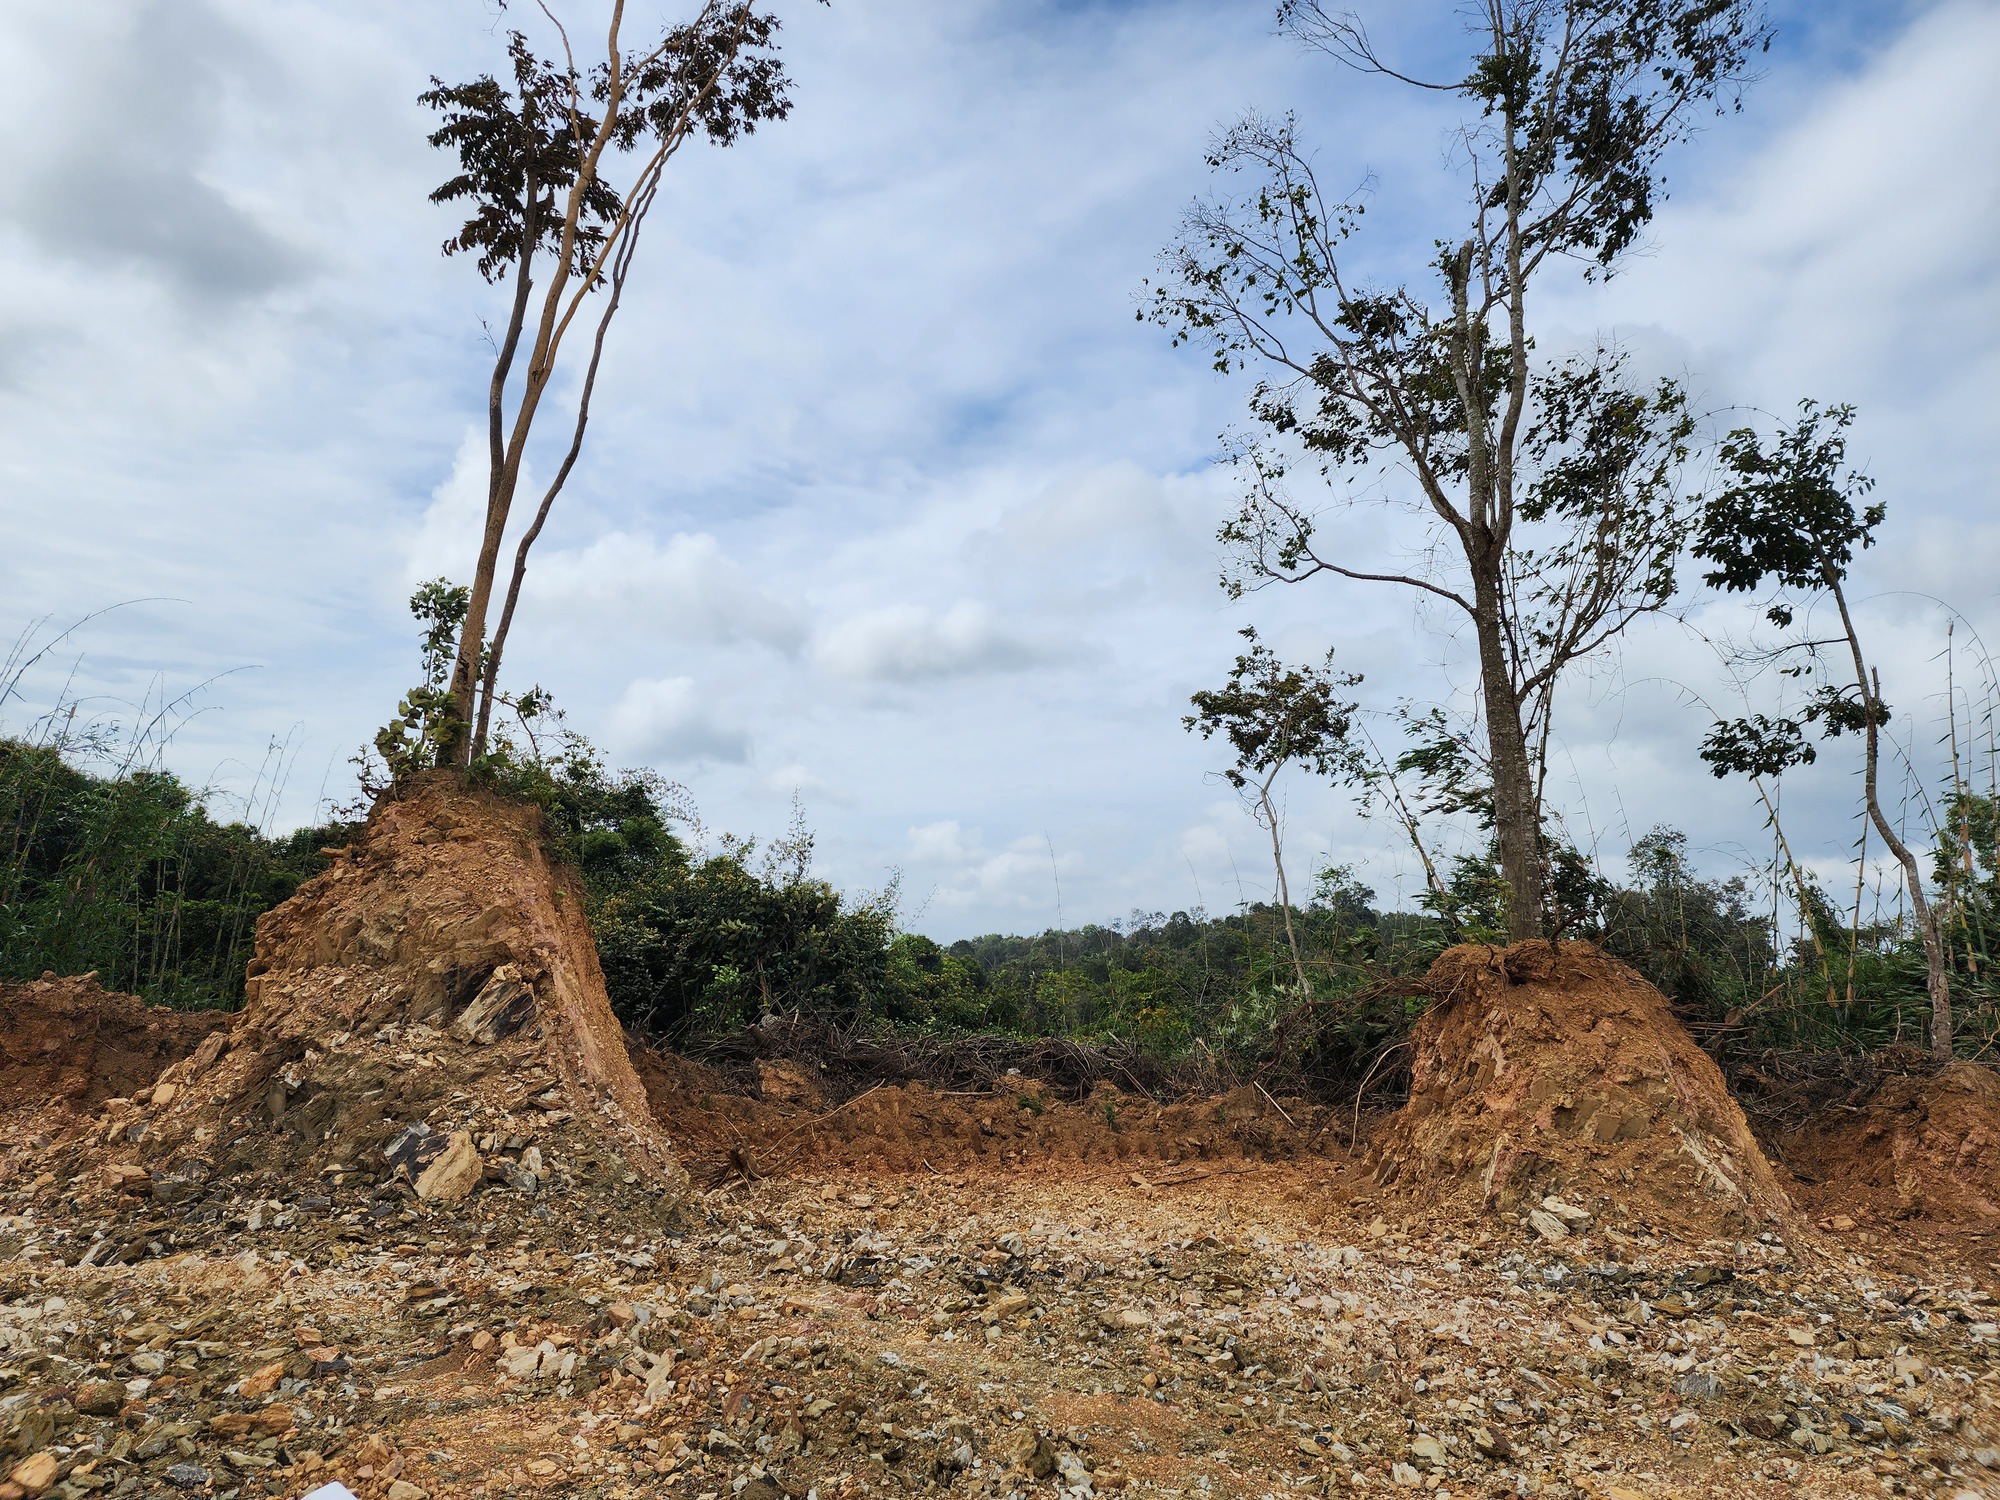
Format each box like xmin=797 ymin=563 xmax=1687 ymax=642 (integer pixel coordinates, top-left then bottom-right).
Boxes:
xmin=907 ymin=819 xmax=978 ymax=864
xmin=606 ymin=677 xmax=750 ymax=766
xmin=812 ymin=600 xmax=1060 ymax=682
xmin=531 ymin=531 xmax=805 ymax=653
xmin=403 ymin=430 xmax=490 ymax=586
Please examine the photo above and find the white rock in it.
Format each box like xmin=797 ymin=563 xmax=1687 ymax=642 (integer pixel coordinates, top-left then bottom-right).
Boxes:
xmin=1526 ymin=1209 xmax=1569 ymax=1242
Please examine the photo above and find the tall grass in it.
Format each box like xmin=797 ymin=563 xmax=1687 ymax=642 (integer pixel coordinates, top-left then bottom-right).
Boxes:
xmin=0 ymin=617 xmax=349 ymax=1008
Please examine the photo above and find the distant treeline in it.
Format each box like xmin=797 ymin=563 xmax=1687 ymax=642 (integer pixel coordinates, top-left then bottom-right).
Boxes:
xmin=5 ymin=735 xmax=1994 ymax=1063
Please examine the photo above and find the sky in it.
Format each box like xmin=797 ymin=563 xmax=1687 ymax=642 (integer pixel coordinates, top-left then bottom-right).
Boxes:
xmin=1 ymin=0 xmax=1996 ymax=940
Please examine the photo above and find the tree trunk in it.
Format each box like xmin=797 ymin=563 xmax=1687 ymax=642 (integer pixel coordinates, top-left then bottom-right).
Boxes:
xmin=1832 ymin=586 xmax=1953 ymax=1060
xmin=1258 ymin=774 xmax=1311 ymax=998
xmin=1472 ymin=565 xmax=1545 ymax=940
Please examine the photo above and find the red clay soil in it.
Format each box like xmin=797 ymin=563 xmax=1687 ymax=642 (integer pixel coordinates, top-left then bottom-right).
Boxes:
xmin=635 ymin=1045 xmax=1338 ymax=1182
xmin=0 ymin=973 xmax=227 ymax=1113
xmin=1778 ymin=1059 xmax=2000 ymax=1225
xmin=70 ymin=773 xmax=688 ymax=1208
xmin=1372 ymin=940 xmax=1794 ymax=1241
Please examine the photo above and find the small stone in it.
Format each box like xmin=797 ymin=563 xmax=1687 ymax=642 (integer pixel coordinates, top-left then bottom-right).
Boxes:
xmin=1409 ymin=1435 xmax=1445 ymax=1466
xmin=1056 ymin=1452 xmax=1093 ymax=1489
xmin=605 ymin=1301 xmax=638 ymax=1330
xmin=1389 ymin=1461 xmax=1422 ymax=1487
xmin=499 ymin=1345 xmax=545 ymax=1379
xmin=7 ymin=1452 xmax=59 ymax=1497
xmin=130 ymin=1349 xmax=168 ymax=1376
xmin=1784 ymin=1327 xmax=1816 ymax=1347
xmin=163 ymin=1462 xmax=211 ymax=1490
xmin=1673 ymin=1371 xmax=1723 ymax=1400
xmin=1526 ymin=1208 xmax=1569 ymax=1242
xmin=387 ymin=1482 xmax=429 ymax=1500
xmin=104 ymin=1162 xmax=150 ymax=1193
xmin=254 ymin=1405 xmax=295 ymax=1435
xmin=415 ymin=1130 xmax=482 ymax=1202
xmin=1470 ymin=1425 xmax=1512 ymax=1460
xmin=1539 ymin=1195 xmax=1592 ymax=1227
xmin=307 ymin=1345 xmax=350 ymax=1376
xmin=997 ymin=1428 xmax=1056 ymax=1479
xmin=74 ymin=1379 xmax=123 ymax=1416
xmin=989 ymin=1293 xmax=1033 ymax=1320
xmin=239 ymin=1361 xmax=286 ymax=1398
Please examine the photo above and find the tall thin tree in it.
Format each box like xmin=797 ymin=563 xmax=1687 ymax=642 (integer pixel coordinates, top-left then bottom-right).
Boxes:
xmin=1186 ymin=629 xmax=1364 ymax=998
xmin=1152 ymin=0 xmax=1770 ymax=938
xmin=1694 ymin=401 xmax=1955 ymax=1060
xmin=421 ymin=2 xmax=808 ymax=765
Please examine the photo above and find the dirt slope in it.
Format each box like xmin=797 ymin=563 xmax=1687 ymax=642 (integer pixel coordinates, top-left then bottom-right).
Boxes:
xmin=74 ymin=773 xmax=687 ymax=1213
xmin=0 ymin=974 xmax=226 ymax=1115
xmin=1780 ymin=1059 xmax=2000 ymax=1225
xmin=636 ymin=1047 xmax=1336 ymax=1182
xmin=1373 ymin=941 xmax=1793 ymax=1242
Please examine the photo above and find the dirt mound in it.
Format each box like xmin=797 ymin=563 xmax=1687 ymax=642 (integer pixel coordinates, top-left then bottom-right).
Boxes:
xmin=1778 ymin=1060 xmax=2000 ymax=1224
xmin=634 ymin=1045 xmax=1334 ymax=1181
xmin=70 ymin=772 xmax=686 ymax=1212
xmin=1372 ymin=941 xmax=1792 ymax=1241
xmin=0 ymin=973 xmax=228 ymax=1113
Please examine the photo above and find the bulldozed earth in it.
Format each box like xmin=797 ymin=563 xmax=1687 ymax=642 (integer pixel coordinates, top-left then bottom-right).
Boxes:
xmin=2 ymin=786 xmax=1998 ymax=1500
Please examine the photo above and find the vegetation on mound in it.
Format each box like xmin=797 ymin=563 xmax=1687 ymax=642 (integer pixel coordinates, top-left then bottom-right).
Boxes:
xmin=6 ymin=722 xmax=1996 ymax=1073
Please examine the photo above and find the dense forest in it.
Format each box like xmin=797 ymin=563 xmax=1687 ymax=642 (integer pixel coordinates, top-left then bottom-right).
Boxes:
xmin=8 ymin=718 xmax=1994 ymax=1078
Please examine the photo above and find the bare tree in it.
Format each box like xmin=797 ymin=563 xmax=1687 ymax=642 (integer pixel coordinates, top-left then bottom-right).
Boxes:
xmin=1151 ymin=0 xmax=1770 ymax=938
xmin=1695 ymin=401 xmax=1955 ymax=1060
xmin=421 ymin=2 xmax=810 ymax=765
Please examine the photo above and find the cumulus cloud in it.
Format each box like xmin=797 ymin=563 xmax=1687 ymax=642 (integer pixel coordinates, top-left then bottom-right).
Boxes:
xmin=530 ymin=532 xmax=805 ymax=653
xmin=402 ymin=431 xmax=492 ymax=586
xmin=606 ymin=677 xmax=750 ymax=766
xmin=812 ymin=600 xmax=1060 ymax=682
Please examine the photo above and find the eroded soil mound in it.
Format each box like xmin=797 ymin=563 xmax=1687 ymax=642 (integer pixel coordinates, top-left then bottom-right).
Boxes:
xmin=0 ymin=973 xmax=227 ymax=1114
xmin=58 ymin=773 xmax=686 ymax=1215
xmin=1373 ymin=941 xmax=1792 ymax=1241
xmin=636 ymin=1046 xmax=1335 ymax=1181
xmin=1778 ymin=1060 xmax=2000 ymax=1224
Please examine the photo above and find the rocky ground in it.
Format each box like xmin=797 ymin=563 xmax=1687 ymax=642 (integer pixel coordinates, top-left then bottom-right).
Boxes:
xmin=2 ymin=1140 xmax=1997 ymax=1500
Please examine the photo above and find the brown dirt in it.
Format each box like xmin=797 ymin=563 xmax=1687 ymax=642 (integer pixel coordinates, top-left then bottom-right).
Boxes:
xmin=1777 ymin=1059 xmax=2000 ymax=1226
xmin=1372 ymin=941 xmax=1794 ymax=1242
xmin=635 ymin=1045 xmax=1340 ymax=1183
xmin=49 ymin=773 xmax=688 ymax=1215
xmin=0 ymin=973 xmax=227 ymax=1114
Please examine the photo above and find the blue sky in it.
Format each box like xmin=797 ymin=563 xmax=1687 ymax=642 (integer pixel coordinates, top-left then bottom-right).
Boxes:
xmin=2 ymin=0 xmax=1995 ymax=938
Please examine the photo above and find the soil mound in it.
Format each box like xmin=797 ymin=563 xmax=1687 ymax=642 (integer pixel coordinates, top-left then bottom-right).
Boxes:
xmin=0 ymin=973 xmax=227 ymax=1113
xmin=1372 ymin=941 xmax=1792 ymax=1240
xmin=634 ymin=1045 xmax=1332 ymax=1181
xmin=1779 ymin=1060 xmax=2000 ymax=1224
xmin=77 ymin=772 xmax=687 ymax=1212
